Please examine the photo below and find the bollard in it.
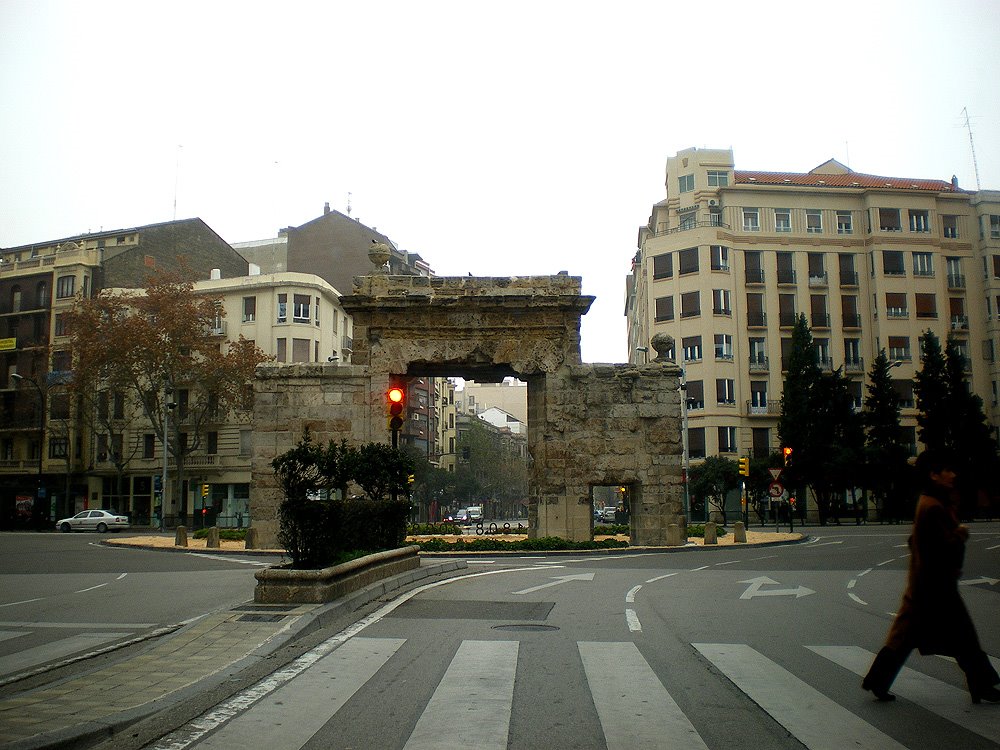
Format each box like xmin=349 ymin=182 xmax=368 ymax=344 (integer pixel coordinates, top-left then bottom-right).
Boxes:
xmin=704 ymin=521 xmax=717 ymax=545
xmin=734 ymin=521 xmax=747 ymax=543
xmin=666 ymin=523 xmax=682 ymax=546
xmin=175 ymin=525 xmax=188 ymax=547
xmin=206 ymin=526 xmax=220 ymax=549
xmin=244 ymin=527 xmax=260 ymax=550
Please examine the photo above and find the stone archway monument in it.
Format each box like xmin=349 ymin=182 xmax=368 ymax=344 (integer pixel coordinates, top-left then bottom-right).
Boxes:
xmin=250 ymin=272 xmax=684 ymax=548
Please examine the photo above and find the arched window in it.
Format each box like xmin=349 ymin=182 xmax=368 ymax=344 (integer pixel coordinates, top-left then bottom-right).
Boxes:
xmin=36 ymin=281 xmax=49 ymax=307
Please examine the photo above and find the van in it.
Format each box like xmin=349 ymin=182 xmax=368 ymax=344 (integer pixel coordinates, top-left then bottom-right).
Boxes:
xmin=467 ymin=506 xmax=484 ymax=523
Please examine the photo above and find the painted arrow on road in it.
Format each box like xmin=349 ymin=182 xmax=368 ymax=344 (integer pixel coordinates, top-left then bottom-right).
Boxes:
xmin=959 ymin=576 xmax=999 ymax=587
xmin=513 ymin=573 xmax=595 ymax=595
xmin=739 ymin=576 xmax=815 ymax=600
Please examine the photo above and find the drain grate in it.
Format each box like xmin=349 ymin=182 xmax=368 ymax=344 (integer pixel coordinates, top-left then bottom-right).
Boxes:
xmin=236 ymin=614 xmax=289 ymax=623
xmin=491 ymin=624 xmax=560 ymax=632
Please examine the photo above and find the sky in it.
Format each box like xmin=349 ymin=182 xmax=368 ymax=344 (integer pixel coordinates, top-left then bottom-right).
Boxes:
xmin=2 ymin=0 xmax=998 ymax=364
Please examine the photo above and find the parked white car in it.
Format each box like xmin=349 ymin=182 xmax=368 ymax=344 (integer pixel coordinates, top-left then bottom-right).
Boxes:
xmin=56 ymin=510 xmax=130 ymax=533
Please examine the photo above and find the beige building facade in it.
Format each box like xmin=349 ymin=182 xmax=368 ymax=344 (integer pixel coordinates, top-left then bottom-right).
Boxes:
xmin=626 ymin=147 xmax=1000 ymax=466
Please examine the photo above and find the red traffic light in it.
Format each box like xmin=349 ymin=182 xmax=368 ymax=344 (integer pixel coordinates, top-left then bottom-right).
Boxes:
xmin=387 ymin=386 xmax=405 ymax=430
xmin=782 ymin=446 xmax=793 ymax=466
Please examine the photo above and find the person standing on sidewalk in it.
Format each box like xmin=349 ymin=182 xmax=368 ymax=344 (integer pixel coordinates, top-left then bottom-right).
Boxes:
xmin=863 ymin=448 xmax=1000 ymax=704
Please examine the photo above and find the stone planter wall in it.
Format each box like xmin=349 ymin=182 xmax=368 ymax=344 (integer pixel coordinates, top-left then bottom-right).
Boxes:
xmin=254 ymin=545 xmax=421 ymax=604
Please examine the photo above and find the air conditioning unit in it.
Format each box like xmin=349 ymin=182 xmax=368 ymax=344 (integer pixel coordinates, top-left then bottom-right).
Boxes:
xmin=708 ymin=199 xmax=717 ymax=206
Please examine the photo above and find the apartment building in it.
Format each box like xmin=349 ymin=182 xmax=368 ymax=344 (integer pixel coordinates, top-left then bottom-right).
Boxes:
xmin=626 ymin=147 xmax=1000 ymax=466
xmin=0 ymin=220 xmax=248 ymax=527
xmin=455 ymin=378 xmax=528 ymax=425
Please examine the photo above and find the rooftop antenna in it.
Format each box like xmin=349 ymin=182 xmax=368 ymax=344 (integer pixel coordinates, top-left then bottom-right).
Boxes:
xmin=961 ymin=107 xmax=981 ymax=190
xmin=346 ymin=192 xmax=352 ymax=216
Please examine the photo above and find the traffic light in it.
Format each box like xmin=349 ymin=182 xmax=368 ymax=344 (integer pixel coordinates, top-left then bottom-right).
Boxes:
xmin=201 ymin=483 xmax=209 ymax=499
xmin=387 ymin=385 xmax=405 ymax=431
xmin=738 ymin=457 xmax=750 ymax=476
xmin=783 ymin=446 xmax=793 ymax=466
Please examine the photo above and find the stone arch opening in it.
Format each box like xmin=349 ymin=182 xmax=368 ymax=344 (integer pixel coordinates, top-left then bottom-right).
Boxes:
xmin=251 ymin=273 xmax=684 ymax=547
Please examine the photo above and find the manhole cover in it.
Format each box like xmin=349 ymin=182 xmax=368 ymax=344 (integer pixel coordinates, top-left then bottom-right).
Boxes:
xmin=237 ymin=614 xmax=289 ymax=623
xmin=234 ymin=604 xmax=299 ymax=612
xmin=491 ymin=624 xmax=559 ymax=632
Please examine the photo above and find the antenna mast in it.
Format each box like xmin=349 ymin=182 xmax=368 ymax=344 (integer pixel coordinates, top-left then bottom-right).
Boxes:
xmin=346 ymin=192 xmax=353 ymax=216
xmin=962 ymin=107 xmax=981 ymax=191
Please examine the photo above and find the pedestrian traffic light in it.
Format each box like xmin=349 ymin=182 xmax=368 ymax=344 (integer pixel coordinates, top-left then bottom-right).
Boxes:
xmin=738 ymin=457 xmax=750 ymax=476
xmin=783 ymin=446 xmax=793 ymax=466
xmin=387 ymin=386 xmax=405 ymax=431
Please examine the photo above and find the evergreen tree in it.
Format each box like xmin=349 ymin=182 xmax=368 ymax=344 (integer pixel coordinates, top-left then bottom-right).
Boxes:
xmin=913 ymin=330 xmax=950 ymax=452
xmin=778 ymin=315 xmax=822 ymax=517
xmin=862 ymin=350 xmax=910 ymax=522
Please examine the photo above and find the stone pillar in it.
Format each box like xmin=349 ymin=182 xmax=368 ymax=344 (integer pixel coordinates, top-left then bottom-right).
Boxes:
xmin=733 ymin=521 xmax=747 ymax=543
xmin=175 ymin=526 xmax=188 ymax=547
xmin=704 ymin=521 xmax=717 ymax=545
xmin=244 ymin=527 xmax=260 ymax=550
xmin=206 ymin=527 xmax=220 ymax=548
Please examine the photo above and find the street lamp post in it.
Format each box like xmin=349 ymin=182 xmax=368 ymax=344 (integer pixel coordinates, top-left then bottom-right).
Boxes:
xmin=11 ymin=373 xmax=45 ymax=527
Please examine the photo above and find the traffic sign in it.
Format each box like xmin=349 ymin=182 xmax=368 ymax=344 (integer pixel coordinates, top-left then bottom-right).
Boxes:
xmin=768 ymin=468 xmax=783 ymax=480
xmin=768 ymin=481 xmax=784 ymax=498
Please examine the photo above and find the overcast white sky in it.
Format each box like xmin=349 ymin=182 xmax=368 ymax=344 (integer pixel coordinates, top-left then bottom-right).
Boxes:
xmin=2 ymin=0 xmax=998 ymax=363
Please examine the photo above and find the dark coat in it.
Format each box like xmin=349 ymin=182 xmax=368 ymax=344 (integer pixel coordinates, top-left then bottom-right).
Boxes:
xmin=885 ymin=490 xmax=977 ymax=656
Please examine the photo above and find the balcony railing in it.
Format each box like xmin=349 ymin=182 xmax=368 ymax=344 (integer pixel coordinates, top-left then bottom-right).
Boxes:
xmin=776 ymin=270 xmax=797 ymax=285
xmin=950 ymin=315 xmax=969 ymax=330
xmin=748 ymin=356 xmax=769 ymax=372
xmin=747 ymin=312 xmax=767 ymax=327
xmin=947 ymin=273 xmax=966 ymax=289
xmin=808 ymin=272 xmax=828 ymax=287
xmin=778 ymin=313 xmax=798 ymax=327
xmin=653 ymin=220 xmax=731 ymax=236
xmin=839 ymin=271 xmax=859 ymax=286
xmin=842 ymin=313 xmax=862 ymax=328
xmin=811 ymin=313 xmax=831 ymax=328
xmin=745 ymin=269 xmax=765 ymax=284
xmin=844 ymin=357 xmax=865 ymax=373
xmin=746 ymin=399 xmax=780 ymax=416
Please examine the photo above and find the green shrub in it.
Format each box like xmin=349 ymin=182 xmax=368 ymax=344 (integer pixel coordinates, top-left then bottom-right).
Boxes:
xmin=192 ymin=528 xmax=247 ymax=541
xmin=687 ymin=524 xmax=728 ymax=538
xmin=407 ymin=522 xmax=463 ymax=535
xmin=594 ymin=524 xmax=629 ymax=535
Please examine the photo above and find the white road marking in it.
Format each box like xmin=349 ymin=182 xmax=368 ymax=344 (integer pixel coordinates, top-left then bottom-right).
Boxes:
xmin=857 ymin=567 xmax=873 ymax=577
xmin=0 ymin=631 xmax=29 ymax=644
xmin=847 ymin=579 xmax=857 ymax=589
xmin=739 ymin=576 xmax=815 ymax=600
xmin=0 ymin=598 xmax=44 ymax=608
xmin=74 ymin=582 xmax=109 ymax=593
xmin=809 ymin=645 xmax=1000 ymax=745
xmin=690 ymin=565 xmax=710 ymax=572
xmin=625 ymin=585 xmax=641 ymax=603
xmin=403 ymin=641 xmax=518 ymax=750
xmin=580 ymin=642 xmax=708 ymax=750
xmin=188 ymin=553 xmax=269 ymax=566
xmin=715 ymin=560 xmax=739 ymax=566
xmin=512 ymin=573 xmax=595 ymax=595
xmin=645 ymin=573 xmax=679 ymax=583
xmin=625 ymin=609 xmax=641 ymax=632
xmin=0 ymin=632 xmax=133 ymax=675
xmin=848 ymin=593 xmax=868 ymax=605
xmin=696 ymin=644 xmax=906 ymax=750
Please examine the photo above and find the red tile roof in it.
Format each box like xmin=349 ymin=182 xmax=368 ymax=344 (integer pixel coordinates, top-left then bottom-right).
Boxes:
xmin=734 ymin=170 xmax=959 ymax=192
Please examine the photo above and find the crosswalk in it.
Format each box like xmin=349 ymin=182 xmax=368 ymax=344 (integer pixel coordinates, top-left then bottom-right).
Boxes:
xmin=154 ymin=638 xmax=1000 ymax=750
xmin=0 ymin=627 xmax=139 ymax=677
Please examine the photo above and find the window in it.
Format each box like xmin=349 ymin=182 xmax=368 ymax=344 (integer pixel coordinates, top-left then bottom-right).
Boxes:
xmin=206 ymin=431 xmax=218 ymax=455
xmin=883 ymin=250 xmax=905 ymax=276
xmin=745 ymin=251 xmax=764 ymax=284
xmin=807 ymin=252 xmax=826 ymax=284
xmin=909 ymin=209 xmax=930 ymax=233
xmin=37 ymin=281 xmax=49 ymax=307
xmin=990 ymin=215 xmax=1000 ymax=239
xmin=746 ymin=293 xmax=766 ymax=327
xmin=177 ymin=389 xmax=189 ymax=419
xmin=680 ymin=291 xmax=700 ymax=318
xmin=714 ymin=334 xmax=733 ymax=360
xmin=240 ymin=429 xmax=252 ymax=456
xmin=685 ymin=380 xmax=704 ymax=410
xmin=654 ymin=296 xmax=674 ymax=322
xmin=750 ymin=382 xmax=768 ymax=411
xmin=144 ymin=434 xmax=155 ymax=459
xmin=716 ymin=378 xmax=736 ymax=405
xmin=712 ymin=289 xmax=731 ymax=315
xmin=718 ymin=426 xmax=737 ymax=453
xmin=682 ymin=336 xmax=702 ymax=362
xmin=775 ymin=209 xmax=791 ymax=233
xmin=710 ymin=246 xmax=729 ymax=271
xmin=815 ymin=338 xmax=831 ymax=368
xmin=292 ymin=338 xmax=310 ymax=363
xmin=56 ymin=275 xmax=75 ymax=299
xmin=837 ymin=211 xmax=853 ymax=234
xmin=276 ymin=337 xmax=287 ymax=362
xmin=242 ymin=296 xmax=256 ymax=322
xmin=293 ymin=294 xmax=311 ymax=322
xmin=776 ymin=252 xmax=796 ymax=284
xmin=749 ymin=337 xmax=767 ymax=365
xmin=54 ymin=313 xmax=66 ymax=336
xmin=942 ymin=215 xmax=958 ymax=239
xmin=52 ymin=350 xmax=70 ymax=372
xmin=49 ymin=437 xmax=69 ymax=459
xmin=49 ymin=394 xmax=69 ymax=420
xmin=993 ymin=255 xmax=1000 ymax=279
xmin=810 ymin=295 xmax=830 ymax=327
xmin=888 ymin=335 xmax=911 ymax=361
xmin=688 ymin=427 xmax=706 ymax=459
xmin=678 ymin=174 xmax=695 ymax=193
xmin=838 ymin=253 xmax=858 ymax=285
xmin=886 ymin=292 xmax=908 ymax=318
xmin=679 ymin=210 xmax=696 ymax=230
xmin=707 ymin=171 xmax=728 ymax=186
xmin=315 ymin=297 xmax=321 ymax=325
xmin=946 ymin=257 xmax=964 ymax=288
xmin=841 ymin=294 xmax=861 ymax=328
xmin=778 ymin=294 xmax=796 ymax=326
xmin=806 ymin=209 xmax=822 ymax=233
xmin=915 ymin=293 xmax=937 ymax=319
xmin=653 ymin=253 xmax=673 ymax=280
xmin=844 ymin=338 xmax=862 ymax=367
xmin=679 ymin=247 xmax=699 ymax=274
xmin=742 ymin=208 xmax=760 ymax=231
xmin=11 ymin=286 xmax=21 ymax=312
xmin=277 ymin=293 xmax=287 ymax=323
xmin=912 ymin=252 xmax=933 ymax=276
xmin=879 ymin=208 xmax=901 ymax=231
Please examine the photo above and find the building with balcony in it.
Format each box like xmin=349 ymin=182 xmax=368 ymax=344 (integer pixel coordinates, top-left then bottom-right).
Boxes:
xmin=626 ymin=147 xmax=1000 ymax=468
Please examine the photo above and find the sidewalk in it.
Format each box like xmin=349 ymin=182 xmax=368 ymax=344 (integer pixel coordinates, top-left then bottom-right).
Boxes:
xmin=0 ymin=558 xmax=466 ymax=750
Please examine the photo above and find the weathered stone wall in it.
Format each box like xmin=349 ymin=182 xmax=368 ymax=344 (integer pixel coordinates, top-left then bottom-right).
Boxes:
xmin=529 ymin=362 xmax=683 ymax=545
xmin=251 ymin=363 xmax=372 ymax=549
xmin=250 ymin=274 xmax=683 ymax=549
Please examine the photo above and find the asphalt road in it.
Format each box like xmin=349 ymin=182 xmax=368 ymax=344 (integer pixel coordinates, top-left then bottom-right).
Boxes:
xmin=0 ymin=532 xmax=272 ymax=683
xmin=126 ymin=523 xmax=1000 ymax=750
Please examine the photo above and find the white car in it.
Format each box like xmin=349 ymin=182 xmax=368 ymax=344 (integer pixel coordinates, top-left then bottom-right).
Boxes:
xmin=56 ymin=510 xmax=130 ymax=533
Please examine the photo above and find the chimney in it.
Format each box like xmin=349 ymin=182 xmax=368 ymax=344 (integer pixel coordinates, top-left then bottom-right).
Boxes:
xmin=323 ymin=202 xmax=330 ymax=215
xmin=951 ymin=175 xmax=959 ymax=190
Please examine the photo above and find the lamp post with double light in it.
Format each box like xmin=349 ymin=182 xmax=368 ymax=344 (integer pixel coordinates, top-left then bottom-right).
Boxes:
xmin=11 ymin=373 xmax=46 ymax=527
